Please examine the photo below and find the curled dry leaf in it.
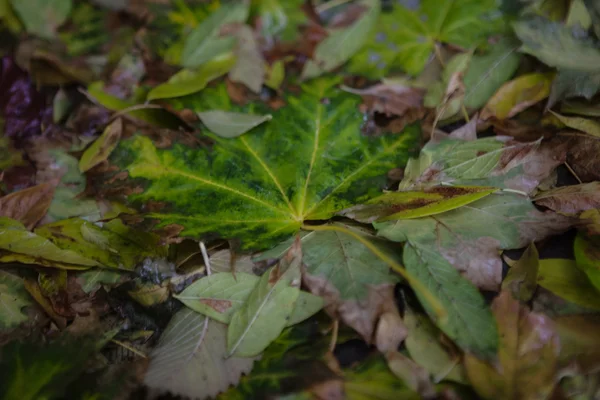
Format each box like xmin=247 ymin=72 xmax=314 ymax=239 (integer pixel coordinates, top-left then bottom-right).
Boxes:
xmin=0 ymin=182 xmax=55 ymax=229
xmin=464 ymin=291 xmax=561 ymax=400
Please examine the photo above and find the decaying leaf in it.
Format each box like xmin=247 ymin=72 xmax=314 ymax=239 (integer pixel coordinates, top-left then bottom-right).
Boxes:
xmin=342 ymin=83 xmax=425 ymax=117
xmin=103 ymin=78 xmax=419 ymax=250
xmin=144 ymin=309 xmax=257 ymax=399
xmin=480 ymin=73 xmax=553 ymax=120
xmin=0 ymin=182 xmax=55 ymax=229
xmin=464 ymin=291 xmax=560 ymax=400
xmin=534 ymin=182 xmax=600 ymax=214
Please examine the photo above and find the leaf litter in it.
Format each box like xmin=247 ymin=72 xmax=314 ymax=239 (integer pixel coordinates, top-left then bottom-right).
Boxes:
xmin=1 ymin=0 xmax=600 ymax=399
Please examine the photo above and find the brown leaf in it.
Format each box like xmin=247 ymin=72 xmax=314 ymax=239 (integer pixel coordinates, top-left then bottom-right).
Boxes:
xmin=535 ymin=182 xmax=600 ymax=214
xmin=464 ymin=291 xmax=560 ymax=400
xmin=565 ymin=135 xmax=600 ymax=182
xmin=0 ymin=182 xmax=55 ymax=228
xmin=343 ymin=83 xmax=425 ymax=117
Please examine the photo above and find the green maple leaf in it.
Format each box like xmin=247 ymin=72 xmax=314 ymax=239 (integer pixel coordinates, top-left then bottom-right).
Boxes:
xmin=348 ymin=0 xmax=504 ymax=77
xmin=104 ymin=77 xmax=419 ymax=250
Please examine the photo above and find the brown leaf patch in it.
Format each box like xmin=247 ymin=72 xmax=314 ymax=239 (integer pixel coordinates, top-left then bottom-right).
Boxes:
xmin=199 ymin=299 xmax=233 ymax=313
xmin=534 ymin=182 xmax=600 ymax=214
xmin=0 ymin=182 xmax=55 ymax=228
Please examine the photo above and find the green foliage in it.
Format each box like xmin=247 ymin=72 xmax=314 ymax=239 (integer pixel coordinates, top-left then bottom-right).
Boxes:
xmin=0 ymin=271 xmax=32 ymax=329
xmin=11 ymin=0 xmax=72 ymax=39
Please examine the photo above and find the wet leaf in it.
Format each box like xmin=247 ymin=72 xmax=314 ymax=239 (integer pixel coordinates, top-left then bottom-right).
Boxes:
xmin=574 ymin=232 xmax=600 ymax=291
xmin=502 ymin=243 xmax=539 ymax=302
xmin=104 ymin=78 xmax=419 ymax=250
xmin=79 ymin=118 xmax=122 ymax=172
xmin=0 ymin=217 xmax=98 ymax=268
xmin=34 ymin=218 xmax=168 ymax=271
xmin=227 ymin=238 xmax=302 ymax=357
xmin=146 ymin=54 xmax=235 ymax=101
xmin=0 ymin=182 xmax=54 ymax=229
xmin=11 ymin=0 xmax=72 ymax=39
xmin=302 ymin=0 xmax=380 ymax=79
xmin=257 ymin=224 xmax=401 ymax=343
xmin=181 ymin=1 xmax=250 ymax=68
xmin=464 ymin=291 xmax=560 ymax=400
xmin=534 ymin=182 xmax=600 ymax=214
xmin=0 ymin=270 xmax=33 ymax=329
xmin=144 ymin=308 xmax=257 ymax=400
xmin=349 ymin=0 xmax=503 ymax=77
xmin=537 ymin=258 xmax=600 ymax=310
xmin=340 ymin=186 xmax=497 ymax=223
xmin=463 ymin=38 xmax=521 ymax=110
xmin=377 ymin=194 xmax=572 ymax=290
xmin=480 ymin=72 xmax=553 ymax=120
xmin=550 ymin=111 xmax=600 ymax=137
xmin=197 ymin=111 xmax=272 ymax=138
xmin=400 ymin=134 xmax=565 ymax=195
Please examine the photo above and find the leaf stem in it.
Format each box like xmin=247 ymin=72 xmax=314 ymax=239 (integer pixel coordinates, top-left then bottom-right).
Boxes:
xmin=301 ymin=223 xmax=446 ymax=320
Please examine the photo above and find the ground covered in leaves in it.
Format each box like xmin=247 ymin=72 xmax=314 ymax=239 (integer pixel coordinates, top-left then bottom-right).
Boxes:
xmin=1 ymin=0 xmax=600 ymax=399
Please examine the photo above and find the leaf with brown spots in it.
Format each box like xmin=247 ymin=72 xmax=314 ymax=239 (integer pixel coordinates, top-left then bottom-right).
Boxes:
xmin=464 ymin=291 xmax=561 ymax=400
xmin=342 ymin=83 xmax=425 ymax=118
xmin=0 ymin=182 xmax=55 ymax=229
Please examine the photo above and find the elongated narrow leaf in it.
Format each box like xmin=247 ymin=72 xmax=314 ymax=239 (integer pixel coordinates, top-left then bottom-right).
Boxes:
xmin=181 ymin=2 xmax=249 ymax=68
xmin=197 ymin=111 xmax=272 ymax=138
xmin=102 ymin=77 xmax=419 ymax=250
xmin=340 ymin=186 xmax=497 ymax=223
xmin=144 ymin=309 xmax=256 ymax=399
xmin=79 ymin=118 xmax=122 ymax=172
xmin=402 ymin=242 xmax=498 ymax=358
xmin=550 ymin=111 xmax=600 ymax=137
xmin=147 ymin=54 xmax=235 ymax=101
xmin=227 ymin=238 xmax=302 ymax=357
xmin=302 ymin=0 xmax=380 ymax=79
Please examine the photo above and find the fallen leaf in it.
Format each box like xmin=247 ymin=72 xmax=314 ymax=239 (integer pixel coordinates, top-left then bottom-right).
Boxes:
xmin=348 ymin=0 xmax=503 ymax=77
xmin=197 ymin=110 xmax=272 ymax=138
xmin=502 ymin=243 xmax=539 ymax=302
xmin=79 ymin=118 xmax=122 ymax=172
xmin=181 ymin=2 xmax=249 ymax=68
xmin=463 ymin=38 xmax=521 ymax=110
xmin=265 ymin=60 xmax=285 ymax=90
xmin=0 ymin=217 xmax=98 ymax=268
xmin=404 ymin=307 xmax=466 ymax=383
xmin=425 ymin=53 xmax=471 ymax=121
xmin=342 ymin=83 xmax=425 ymax=117
xmin=481 ymin=72 xmax=553 ymax=120
xmin=102 ymin=77 xmax=419 ymax=250
xmin=344 ymin=355 xmax=420 ymax=400
xmin=210 ymin=249 xmax=256 ymax=274
xmin=229 ymin=25 xmax=265 ymax=93
xmin=574 ymin=232 xmax=600 ymax=291
xmin=385 ymin=351 xmax=436 ymax=399
xmin=256 ymin=0 xmax=307 ymax=43
xmin=548 ymin=70 xmax=600 ymax=107
xmin=0 ymin=270 xmax=33 ymax=329
xmin=0 ymin=182 xmax=55 ymax=229
xmin=400 ymin=135 xmax=566 ymax=195
xmin=550 ymin=111 xmax=600 ymax=137
xmin=302 ymin=0 xmax=380 ymax=79
xmin=565 ymin=135 xmax=600 ymax=182
xmin=146 ymin=54 xmax=235 ymax=101
xmin=340 ymin=186 xmax=497 ymax=223
xmin=536 ymin=258 xmax=600 ymax=310
xmin=257 ymin=224 xmax=401 ymax=343
xmin=144 ymin=309 xmax=257 ymax=400
xmin=534 ymin=182 xmax=600 ymax=214
xmin=375 ymin=194 xmax=573 ymax=291
xmin=554 ymin=314 xmax=600 ymax=370
xmin=34 ymin=218 xmax=168 ymax=270
xmin=75 ymin=269 xmax=126 ymax=294
xmin=464 ymin=291 xmax=560 ymax=400
xmin=11 ymin=0 xmax=72 ymax=39
xmin=227 ymin=237 xmax=302 ymax=357
xmin=128 ymin=280 xmax=170 ymax=307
